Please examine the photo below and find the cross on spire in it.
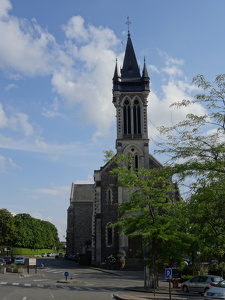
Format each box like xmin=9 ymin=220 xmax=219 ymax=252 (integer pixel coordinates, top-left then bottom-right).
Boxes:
xmin=125 ymin=17 xmax=131 ymax=34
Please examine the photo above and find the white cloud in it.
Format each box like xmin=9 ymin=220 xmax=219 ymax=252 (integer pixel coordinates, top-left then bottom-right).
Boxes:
xmin=148 ymin=55 xmax=206 ymax=142
xmin=5 ymin=83 xmax=18 ymax=91
xmin=62 ymin=15 xmax=89 ymax=43
xmin=0 ymin=0 xmax=12 ymax=19
xmin=0 ymin=9 xmax=120 ymax=139
xmin=0 ymin=154 xmax=20 ymax=172
xmin=75 ymin=174 xmax=94 ymax=184
xmin=42 ymin=98 xmax=64 ymax=118
xmin=0 ymin=103 xmax=34 ymax=136
xmin=0 ymin=3 xmax=60 ymax=76
xmin=31 ymin=185 xmax=71 ymax=196
xmin=0 ymin=6 xmax=208 ymax=154
xmin=0 ymin=103 xmax=8 ymax=127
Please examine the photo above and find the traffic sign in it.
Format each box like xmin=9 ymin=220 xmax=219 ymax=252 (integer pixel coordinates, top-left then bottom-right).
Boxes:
xmin=165 ymin=268 xmax=172 ymax=279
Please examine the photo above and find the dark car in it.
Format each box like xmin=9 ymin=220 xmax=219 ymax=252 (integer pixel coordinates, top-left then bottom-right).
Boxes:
xmin=74 ymin=253 xmax=80 ymax=262
xmin=181 ymin=275 xmax=223 ymax=294
xmin=0 ymin=258 xmax=6 ymax=266
xmin=3 ymin=256 xmax=12 ymax=264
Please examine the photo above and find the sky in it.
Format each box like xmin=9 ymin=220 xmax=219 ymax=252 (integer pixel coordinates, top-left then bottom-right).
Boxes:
xmin=1 ymin=0 xmax=225 ymax=241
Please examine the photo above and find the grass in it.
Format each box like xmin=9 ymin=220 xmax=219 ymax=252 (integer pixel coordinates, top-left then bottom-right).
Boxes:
xmin=11 ymin=248 xmax=57 ymax=256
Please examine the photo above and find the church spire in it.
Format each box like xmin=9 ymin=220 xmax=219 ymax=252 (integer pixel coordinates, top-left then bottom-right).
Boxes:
xmin=113 ymin=58 xmax=120 ymax=83
xmin=121 ymin=32 xmax=140 ymax=79
xmin=142 ymin=57 xmax=149 ymax=79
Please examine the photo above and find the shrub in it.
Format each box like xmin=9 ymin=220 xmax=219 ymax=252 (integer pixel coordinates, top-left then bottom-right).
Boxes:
xmin=180 ymin=275 xmax=193 ymax=282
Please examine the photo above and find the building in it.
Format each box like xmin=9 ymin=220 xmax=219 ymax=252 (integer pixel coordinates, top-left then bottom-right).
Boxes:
xmin=66 ymin=31 xmax=163 ymax=262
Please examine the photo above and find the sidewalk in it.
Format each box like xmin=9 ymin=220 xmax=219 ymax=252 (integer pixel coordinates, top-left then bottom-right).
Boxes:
xmin=94 ymin=268 xmax=187 ymax=300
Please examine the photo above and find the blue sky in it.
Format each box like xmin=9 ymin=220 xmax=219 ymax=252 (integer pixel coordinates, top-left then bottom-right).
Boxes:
xmin=1 ymin=0 xmax=225 ymax=241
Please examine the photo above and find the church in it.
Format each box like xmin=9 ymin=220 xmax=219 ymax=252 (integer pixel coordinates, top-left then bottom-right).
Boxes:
xmin=66 ymin=30 xmax=163 ymax=263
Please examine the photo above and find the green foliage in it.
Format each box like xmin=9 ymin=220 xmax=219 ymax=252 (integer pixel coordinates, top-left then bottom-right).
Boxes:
xmin=110 ymin=155 xmax=193 ymax=273
xmin=12 ymin=248 xmax=56 ymax=255
xmin=0 ymin=209 xmax=59 ymax=249
xmin=0 ymin=209 xmax=17 ymax=246
xmin=103 ymin=149 xmax=115 ymax=163
xmin=156 ymin=74 xmax=225 ymax=259
xmin=13 ymin=214 xmax=59 ymax=249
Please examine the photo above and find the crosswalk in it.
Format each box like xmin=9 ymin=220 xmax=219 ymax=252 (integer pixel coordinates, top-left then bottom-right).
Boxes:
xmin=0 ymin=281 xmax=119 ymax=292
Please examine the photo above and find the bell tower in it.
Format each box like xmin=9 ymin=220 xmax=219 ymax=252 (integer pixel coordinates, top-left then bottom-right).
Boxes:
xmin=112 ymin=31 xmax=150 ymax=169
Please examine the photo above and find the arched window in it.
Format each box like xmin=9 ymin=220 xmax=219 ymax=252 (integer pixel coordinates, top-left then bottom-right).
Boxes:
xmin=135 ymin=155 xmax=139 ymax=169
xmin=106 ymin=188 xmax=113 ymax=204
xmin=133 ymin=99 xmax=141 ymax=135
xmin=106 ymin=223 xmax=113 ymax=246
xmin=123 ymin=99 xmax=131 ymax=134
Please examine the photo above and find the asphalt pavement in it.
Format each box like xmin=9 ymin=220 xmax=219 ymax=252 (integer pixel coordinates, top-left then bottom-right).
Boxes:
xmin=92 ymin=268 xmax=188 ymax=300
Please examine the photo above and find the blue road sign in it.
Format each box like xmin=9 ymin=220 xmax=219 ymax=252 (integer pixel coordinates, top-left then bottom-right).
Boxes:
xmin=165 ymin=268 xmax=172 ymax=279
xmin=64 ymin=271 xmax=69 ymax=277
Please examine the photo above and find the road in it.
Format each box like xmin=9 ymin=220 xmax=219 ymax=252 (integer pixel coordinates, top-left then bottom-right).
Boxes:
xmin=0 ymin=258 xmax=200 ymax=300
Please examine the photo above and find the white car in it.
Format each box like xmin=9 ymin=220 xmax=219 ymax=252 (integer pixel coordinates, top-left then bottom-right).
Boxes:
xmin=14 ymin=257 xmax=25 ymax=265
xmin=181 ymin=275 xmax=223 ymax=294
xmin=204 ymin=280 xmax=225 ymax=299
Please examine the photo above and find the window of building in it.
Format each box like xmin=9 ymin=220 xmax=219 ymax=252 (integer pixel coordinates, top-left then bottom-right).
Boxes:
xmin=106 ymin=188 xmax=113 ymax=204
xmin=123 ymin=99 xmax=131 ymax=134
xmin=133 ymin=99 xmax=141 ymax=134
xmin=106 ymin=223 xmax=113 ymax=246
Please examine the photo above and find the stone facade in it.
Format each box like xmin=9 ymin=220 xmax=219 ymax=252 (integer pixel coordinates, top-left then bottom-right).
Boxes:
xmin=66 ymin=184 xmax=94 ymax=255
xmin=66 ymin=32 xmax=168 ymax=262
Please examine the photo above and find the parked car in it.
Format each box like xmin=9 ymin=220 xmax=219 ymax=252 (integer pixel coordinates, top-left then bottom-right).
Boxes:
xmin=204 ymin=280 xmax=225 ymax=299
xmin=181 ymin=275 xmax=223 ymax=294
xmin=41 ymin=253 xmax=47 ymax=257
xmin=14 ymin=257 xmax=25 ymax=265
xmin=47 ymin=252 xmax=55 ymax=257
xmin=3 ymin=256 xmax=12 ymax=264
xmin=0 ymin=258 xmax=6 ymax=266
xmin=68 ymin=254 xmax=75 ymax=260
xmin=74 ymin=253 xmax=80 ymax=262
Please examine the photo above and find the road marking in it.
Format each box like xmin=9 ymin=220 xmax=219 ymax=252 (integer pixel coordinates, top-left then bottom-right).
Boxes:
xmin=37 ymin=284 xmax=44 ymax=288
xmin=24 ymin=283 xmax=31 ymax=287
xmin=12 ymin=283 xmax=19 ymax=285
xmin=0 ymin=282 xmax=7 ymax=284
xmin=22 ymin=297 xmax=27 ymax=300
xmin=53 ymin=271 xmax=62 ymax=273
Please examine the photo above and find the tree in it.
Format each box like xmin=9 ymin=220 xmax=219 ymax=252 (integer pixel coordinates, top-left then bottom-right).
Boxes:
xmin=156 ymin=74 xmax=225 ymax=259
xmin=111 ymin=155 xmax=193 ymax=283
xmin=13 ymin=213 xmax=36 ymax=248
xmin=0 ymin=209 xmax=17 ymax=247
xmin=13 ymin=213 xmax=59 ymax=249
xmin=103 ymin=149 xmax=115 ymax=163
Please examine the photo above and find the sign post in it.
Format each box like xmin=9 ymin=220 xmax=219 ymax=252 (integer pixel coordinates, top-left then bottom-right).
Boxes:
xmin=64 ymin=271 xmax=69 ymax=281
xmin=27 ymin=258 xmax=37 ymax=274
xmin=165 ymin=268 xmax=172 ymax=300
